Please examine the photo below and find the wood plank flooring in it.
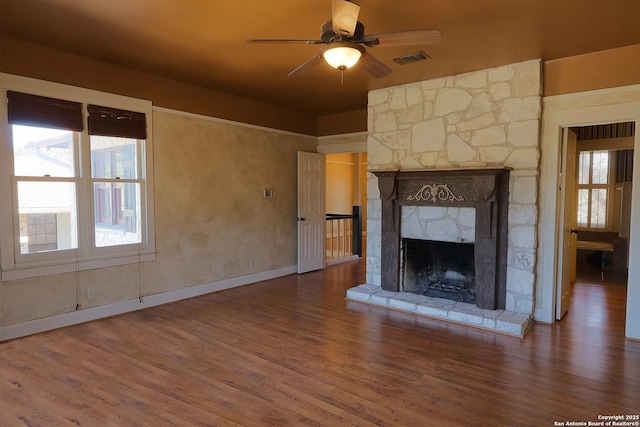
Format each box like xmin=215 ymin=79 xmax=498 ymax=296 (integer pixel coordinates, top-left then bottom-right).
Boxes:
xmin=1 ymin=260 xmax=639 ymax=426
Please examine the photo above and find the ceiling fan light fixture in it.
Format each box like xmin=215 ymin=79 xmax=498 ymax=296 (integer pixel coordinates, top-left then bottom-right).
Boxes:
xmin=323 ymin=45 xmax=362 ymax=70
xmin=247 ymin=0 xmax=442 ymax=78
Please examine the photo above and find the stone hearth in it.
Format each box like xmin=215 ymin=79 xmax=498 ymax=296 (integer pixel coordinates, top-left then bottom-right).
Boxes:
xmin=346 ymin=284 xmax=532 ymax=337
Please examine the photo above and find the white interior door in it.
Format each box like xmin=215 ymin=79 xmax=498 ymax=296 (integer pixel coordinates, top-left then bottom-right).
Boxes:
xmin=556 ymin=128 xmax=578 ymax=320
xmin=297 ymin=151 xmax=325 ymax=274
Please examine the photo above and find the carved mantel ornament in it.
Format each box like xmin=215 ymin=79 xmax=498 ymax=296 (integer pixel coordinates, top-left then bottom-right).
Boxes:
xmin=407 ymin=183 xmax=465 ymax=203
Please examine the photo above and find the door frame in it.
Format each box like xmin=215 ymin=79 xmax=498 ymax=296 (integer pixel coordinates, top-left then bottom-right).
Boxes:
xmin=537 ymin=84 xmax=640 ymax=340
xmin=555 ymin=128 xmax=578 ymax=320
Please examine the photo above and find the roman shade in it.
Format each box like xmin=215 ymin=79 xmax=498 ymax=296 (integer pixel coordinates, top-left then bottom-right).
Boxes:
xmin=7 ymin=91 xmax=83 ymax=131
xmin=88 ymin=104 xmax=147 ymax=139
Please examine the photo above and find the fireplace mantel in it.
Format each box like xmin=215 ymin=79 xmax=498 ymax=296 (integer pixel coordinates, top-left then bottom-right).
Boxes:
xmin=373 ymin=168 xmax=510 ymax=310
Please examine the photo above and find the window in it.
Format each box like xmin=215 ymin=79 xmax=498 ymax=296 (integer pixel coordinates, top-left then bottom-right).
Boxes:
xmin=576 ymin=150 xmax=613 ymax=229
xmin=12 ymin=125 xmax=79 ymax=255
xmin=0 ymin=74 xmax=155 ymax=280
xmin=88 ymin=104 xmax=146 ymax=249
xmin=92 ymin=137 xmax=141 ymax=245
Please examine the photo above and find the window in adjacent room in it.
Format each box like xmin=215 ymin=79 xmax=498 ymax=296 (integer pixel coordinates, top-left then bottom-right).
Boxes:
xmin=576 ymin=150 xmax=613 ymax=229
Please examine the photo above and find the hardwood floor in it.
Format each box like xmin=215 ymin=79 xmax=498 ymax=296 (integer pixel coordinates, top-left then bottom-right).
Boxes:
xmin=1 ymin=260 xmax=639 ymax=426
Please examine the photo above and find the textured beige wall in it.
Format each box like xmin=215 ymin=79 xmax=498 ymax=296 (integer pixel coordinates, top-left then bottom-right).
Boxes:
xmin=1 ymin=109 xmax=316 ymax=326
xmin=143 ymin=110 xmax=316 ymax=293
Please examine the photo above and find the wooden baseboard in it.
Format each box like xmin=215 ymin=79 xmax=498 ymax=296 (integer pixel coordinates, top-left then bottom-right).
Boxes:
xmin=0 ymin=265 xmax=297 ymax=342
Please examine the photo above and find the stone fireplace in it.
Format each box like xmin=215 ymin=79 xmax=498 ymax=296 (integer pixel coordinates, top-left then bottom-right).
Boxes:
xmin=374 ymin=168 xmax=509 ymax=310
xmin=347 ymin=60 xmax=541 ymax=336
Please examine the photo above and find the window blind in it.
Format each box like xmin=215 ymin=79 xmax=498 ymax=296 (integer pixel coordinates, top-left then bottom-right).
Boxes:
xmin=7 ymin=91 xmax=83 ymax=131
xmin=88 ymin=105 xmax=147 ymax=139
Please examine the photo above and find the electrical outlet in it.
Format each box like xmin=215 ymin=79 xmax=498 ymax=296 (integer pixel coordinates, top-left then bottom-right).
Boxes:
xmin=88 ymin=287 xmax=96 ymax=299
xmin=249 ymin=259 xmax=256 ymax=268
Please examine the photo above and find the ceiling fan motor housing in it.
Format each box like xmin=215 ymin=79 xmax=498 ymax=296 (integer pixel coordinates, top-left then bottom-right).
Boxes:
xmin=320 ymin=20 xmax=365 ymax=42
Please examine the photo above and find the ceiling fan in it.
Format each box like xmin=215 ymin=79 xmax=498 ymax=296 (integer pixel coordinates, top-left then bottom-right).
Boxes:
xmin=247 ymin=0 xmax=442 ymax=78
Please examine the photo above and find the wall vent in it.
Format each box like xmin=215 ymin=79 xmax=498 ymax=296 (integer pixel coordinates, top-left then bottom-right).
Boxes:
xmin=392 ymin=51 xmax=430 ymax=65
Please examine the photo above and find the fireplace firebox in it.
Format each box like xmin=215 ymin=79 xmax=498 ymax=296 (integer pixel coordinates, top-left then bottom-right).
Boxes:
xmin=373 ymin=169 xmax=509 ymax=310
xmin=402 ymin=238 xmax=476 ymax=304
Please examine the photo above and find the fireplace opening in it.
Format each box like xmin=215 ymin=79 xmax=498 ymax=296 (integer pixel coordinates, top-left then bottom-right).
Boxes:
xmin=401 ymin=238 xmax=476 ymax=304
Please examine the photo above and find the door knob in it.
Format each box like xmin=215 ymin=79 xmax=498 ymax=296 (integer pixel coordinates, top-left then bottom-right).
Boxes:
xmin=298 ymin=217 xmax=306 ymax=221
xmin=570 ymin=229 xmax=579 ymax=234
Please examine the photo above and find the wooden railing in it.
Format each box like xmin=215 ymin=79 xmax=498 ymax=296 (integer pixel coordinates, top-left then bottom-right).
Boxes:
xmin=325 ymin=206 xmax=362 ymax=263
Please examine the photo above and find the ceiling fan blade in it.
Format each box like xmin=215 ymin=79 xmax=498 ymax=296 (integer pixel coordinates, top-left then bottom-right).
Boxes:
xmin=332 ymin=0 xmax=360 ymax=37
xmin=359 ymin=52 xmax=392 ymax=78
xmin=247 ymin=39 xmax=324 ymax=44
xmin=287 ymin=53 xmax=324 ymax=77
xmin=363 ymin=29 xmax=442 ymax=48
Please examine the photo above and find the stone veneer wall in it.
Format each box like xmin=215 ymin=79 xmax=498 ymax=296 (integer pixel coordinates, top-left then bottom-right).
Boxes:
xmin=366 ymin=60 xmax=542 ymax=315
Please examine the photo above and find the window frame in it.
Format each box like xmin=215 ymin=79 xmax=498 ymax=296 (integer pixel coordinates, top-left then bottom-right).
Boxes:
xmin=0 ymin=73 xmax=155 ymax=281
xmin=575 ymin=149 xmax=617 ymax=231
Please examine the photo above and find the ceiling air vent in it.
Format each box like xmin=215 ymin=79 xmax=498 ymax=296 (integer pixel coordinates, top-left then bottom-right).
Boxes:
xmin=392 ymin=51 xmax=430 ymax=65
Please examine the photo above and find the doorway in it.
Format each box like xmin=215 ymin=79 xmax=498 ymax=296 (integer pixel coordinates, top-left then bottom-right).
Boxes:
xmin=560 ymin=123 xmax=633 ymax=325
xmin=539 ymin=86 xmax=640 ymax=340
xmin=325 ymin=152 xmax=368 ymax=263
